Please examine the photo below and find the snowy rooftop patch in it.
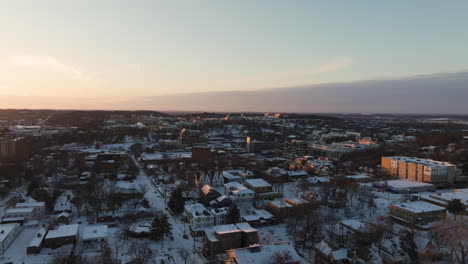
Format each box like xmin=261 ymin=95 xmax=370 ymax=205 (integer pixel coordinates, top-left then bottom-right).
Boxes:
xmin=235 ymin=222 xmax=257 ymax=233
xmin=46 ymin=224 xmax=79 ymax=239
xmin=391 ymin=201 xmax=445 ymax=213
xmin=0 ymin=223 xmax=19 ymax=243
xmin=376 ymin=180 xmax=435 ymax=189
xmin=6 ymin=207 xmax=34 ymax=214
xmin=15 ymin=202 xmax=45 ymax=208
xmin=228 ymin=241 xmax=302 ymax=264
xmin=82 ymin=225 xmax=108 ymax=241
xmin=243 ymin=209 xmax=274 ymax=222
xmin=244 ymin=179 xmax=271 ymax=188
xmin=28 ymin=228 xmax=47 ymax=248
xmin=340 ymin=219 xmax=366 ymax=231
xmin=213 ymin=224 xmax=239 ymax=234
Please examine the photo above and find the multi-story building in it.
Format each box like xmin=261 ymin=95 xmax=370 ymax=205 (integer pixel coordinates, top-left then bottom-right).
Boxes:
xmin=4 ymin=208 xmax=34 ymax=221
xmin=381 ymin=156 xmax=458 ymax=186
xmin=266 ymin=200 xmax=294 ymax=220
xmin=246 ymin=137 xmax=283 ymax=153
xmin=192 ymin=146 xmax=218 ymax=168
xmin=310 ymin=141 xmax=380 ymax=158
xmin=0 ymin=137 xmax=30 ymax=161
xmin=389 ymin=201 xmax=445 ymax=227
xmin=15 ymin=202 xmax=46 ymax=218
xmin=210 ymin=207 xmax=229 ymax=226
xmin=203 ymin=223 xmax=259 ymax=259
xmin=244 ymin=178 xmax=281 ymax=200
xmin=184 ymin=203 xmax=214 ymax=234
xmin=180 ymin=128 xmax=201 ymax=144
xmin=283 ymin=140 xmax=309 ymax=159
xmin=225 ymin=182 xmax=255 ymax=214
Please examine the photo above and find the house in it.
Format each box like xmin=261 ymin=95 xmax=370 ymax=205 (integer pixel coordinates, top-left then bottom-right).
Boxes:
xmin=56 ymin=212 xmax=71 ymax=224
xmin=242 ymin=209 xmax=275 ymax=227
xmin=285 ymin=198 xmax=313 ymax=217
xmin=54 ymin=192 xmax=73 ymax=214
xmin=225 ymin=241 xmax=302 ymax=264
xmin=128 ymin=222 xmax=151 ymax=238
xmin=0 ymin=223 xmax=21 ymax=255
xmin=314 ymin=240 xmax=351 ymax=264
xmin=211 ymin=207 xmax=229 ymax=226
xmin=225 ymin=182 xmax=255 ymax=214
xmin=203 ymin=223 xmax=259 ymax=259
xmin=265 ymin=200 xmax=294 ymax=220
xmin=82 ymin=225 xmax=108 ymax=247
xmin=199 ymin=171 xmax=225 ymax=188
xmin=27 ymin=227 xmax=47 ymax=254
xmin=184 ymin=203 xmax=214 ymax=235
xmin=45 ymin=224 xmax=79 ymax=248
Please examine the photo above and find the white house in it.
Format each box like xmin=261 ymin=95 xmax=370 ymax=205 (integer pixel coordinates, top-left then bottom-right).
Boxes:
xmin=224 ymin=182 xmax=255 ymax=214
xmin=210 ymin=207 xmax=229 ymax=225
xmin=184 ymin=203 xmax=214 ymax=233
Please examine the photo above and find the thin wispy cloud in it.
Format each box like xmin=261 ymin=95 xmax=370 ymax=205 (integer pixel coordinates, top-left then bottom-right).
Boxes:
xmin=260 ymin=57 xmax=354 ymax=82
xmin=9 ymin=55 xmax=84 ymax=80
xmin=303 ymin=57 xmax=353 ymax=76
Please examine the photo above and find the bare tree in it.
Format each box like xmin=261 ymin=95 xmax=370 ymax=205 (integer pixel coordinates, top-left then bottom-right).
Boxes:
xmin=432 ymin=220 xmax=468 ymax=264
xmin=128 ymin=241 xmax=155 ymax=264
xmin=270 ymin=251 xmax=294 ymax=264
xmin=178 ymin=248 xmax=191 ymax=264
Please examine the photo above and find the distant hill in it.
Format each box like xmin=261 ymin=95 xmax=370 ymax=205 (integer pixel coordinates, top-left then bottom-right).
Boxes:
xmin=1 ymin=72 xmax=467 ymax=114
xmin=124 ymin=71 xmax=468 ymax=114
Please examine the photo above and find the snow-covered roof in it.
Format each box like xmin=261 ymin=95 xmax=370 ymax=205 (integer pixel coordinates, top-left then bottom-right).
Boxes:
xmin=210 ymin=207 xmax=228 ymax=216
xmin=243 ymin=209 xmax=274 ymax=222
xmin=392 ymin=201 xmax=445 ymax=213
xmin=331 ymin=248 xmax=348 ymax=261
xmin=315 ymin=240 xmax=332 ymax=255
xmin=82 ymin=225 xmax=108 ymax=241
xmin=376 ymin=180 xmax=435 ymax=190
xmin=15 ymin=202 xmax=45 ymax=208
xmin=269 ymin=200 xmax=293 ymax=208
xmin=46 ymin=224 xmax=79 ymax=239
xmin=340 ymin=219 xmax=365 ymax=232
xmin=213 ymin=224 xmax=239 ymax=234
xmin=6 ymin=207 xmax=34 ymax=214
xmin=235 ymin=223 xmax=257 ymax=233
xmin=228 ymin=242 xmax=302 ymax=264
xmin=244 ymin=179 xmax=271 ymax=188
xmin=0 ymin=223 xmax=19 ymax=243
xmin=28 ymin=228 xmax=47 ymax=248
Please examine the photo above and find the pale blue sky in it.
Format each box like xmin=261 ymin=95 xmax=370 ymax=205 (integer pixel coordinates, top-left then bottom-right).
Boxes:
xmin=0 ymin=0 xmax=467 ymax=99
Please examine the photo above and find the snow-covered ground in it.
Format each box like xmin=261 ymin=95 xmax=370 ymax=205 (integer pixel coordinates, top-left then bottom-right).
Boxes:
xmin=126 ymin=155 xmax=205 ymax=264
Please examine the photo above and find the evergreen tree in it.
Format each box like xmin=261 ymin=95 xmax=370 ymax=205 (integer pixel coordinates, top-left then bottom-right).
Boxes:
xmin=150 ymin=212 xmax=173 ymax=241
xmin=446 ymin=198 xmax=466 ymax=220
xmin=168 ymin=187 xmax=185 ymax=214
xmin=226 ymin=204 xmax=241 ymax=224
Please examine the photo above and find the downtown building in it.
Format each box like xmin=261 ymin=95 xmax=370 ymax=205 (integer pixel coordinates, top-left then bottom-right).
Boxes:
xmin=381 ymin=156 xmax=458 ymax=186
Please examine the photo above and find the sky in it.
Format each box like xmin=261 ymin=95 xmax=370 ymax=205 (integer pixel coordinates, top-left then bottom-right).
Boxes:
xmin=0 ymin=1 xmax=468 ymax=109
